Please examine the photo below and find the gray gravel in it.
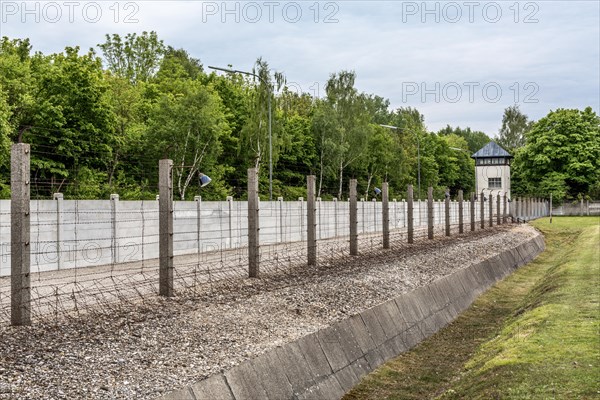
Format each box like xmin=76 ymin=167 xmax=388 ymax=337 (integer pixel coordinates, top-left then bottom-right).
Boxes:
xmin=0 ymin=224 xmax=538 ymax=400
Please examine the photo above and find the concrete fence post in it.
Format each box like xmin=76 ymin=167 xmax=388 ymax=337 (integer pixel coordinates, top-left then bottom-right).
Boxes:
xmin=110 ymin=194 xmax=120 ymax=264
xmin=445 ymin=189 xmax=450 ymax=236
xmin=480 ymin=191 xmax=485 ymax=229
xmin=307 ymin=175 xmax=316 ymax=266
xmin=349 ymin=179 xmax=358 ymax=256
xmin=549 ymin=193 xmax=553 ymax=223
xmin=54 ymin=193 xmax=64 ymax=270
xmin=382 ymin=182 xmax=389 ymax=249
xmin=458 ymin=190 xmax=464 ymax=234
xmin=11 ymin=143 xmax=31 ymax=326
xmin=496 ymin=193 xmax=501 ymax=225
xmin=470 ymin=192 xmax=475 ymax=232
xmin=247 ymin=168 xmax=260 ymax=278
xmin=580 ymin=197 xmax=583 ymax=216
xmin=159 ymin=159 xmax=174 ymax=297
xmin=194 ymin=196 xmax=202 ymax=252
xmin=407 ymin=185 xmax=414 ymax=244
xmin=427 ymin=187 xmax=434 ymax=239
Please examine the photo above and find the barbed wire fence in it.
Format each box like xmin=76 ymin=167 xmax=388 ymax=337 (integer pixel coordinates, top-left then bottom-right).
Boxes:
xmin=0 ymin=142 xmax=551 ymax=327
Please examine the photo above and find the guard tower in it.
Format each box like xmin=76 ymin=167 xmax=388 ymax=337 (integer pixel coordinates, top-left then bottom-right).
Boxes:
xmin=471 ymin=141 xmax=512 ymax=198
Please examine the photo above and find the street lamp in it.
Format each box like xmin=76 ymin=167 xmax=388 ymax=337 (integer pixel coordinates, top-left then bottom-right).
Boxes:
xmin=379 ymin=124 xmax=421 ymax=199
xmin=209 ymin=65 xmax=273 ymax=201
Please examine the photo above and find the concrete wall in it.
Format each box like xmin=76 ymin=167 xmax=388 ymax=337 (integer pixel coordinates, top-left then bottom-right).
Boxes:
xmin=475 ymin=164 xmax=511 ymax=198
xmin=160 ymin=232 xmax=545 ymax=400
xmin=0 ymin=198 xmax=503 ymax=277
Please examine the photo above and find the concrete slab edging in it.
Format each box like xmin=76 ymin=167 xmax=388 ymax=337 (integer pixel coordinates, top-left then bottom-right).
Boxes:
xmin=159 ymin=232 xmax=545 ymax=400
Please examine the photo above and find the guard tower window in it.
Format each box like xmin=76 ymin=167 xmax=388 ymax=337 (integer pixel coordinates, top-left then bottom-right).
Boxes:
xmin=488 ymin=177 xmax=502 ymax=188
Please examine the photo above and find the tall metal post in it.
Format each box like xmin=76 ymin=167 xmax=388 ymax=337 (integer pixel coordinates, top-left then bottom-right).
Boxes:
xmin=11 ymin=143 xmax=31 ymax=326
xmin=159 ymin=159 xmax=174 ymax=297
xmin=307 ymin=175 xmax=317 ymax=266
xmin=248 ymin=168 xmax=260 ymax=277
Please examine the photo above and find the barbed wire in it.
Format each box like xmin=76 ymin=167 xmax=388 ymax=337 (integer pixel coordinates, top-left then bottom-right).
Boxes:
xmin=0 ymin=192 xmax=521 ymax=326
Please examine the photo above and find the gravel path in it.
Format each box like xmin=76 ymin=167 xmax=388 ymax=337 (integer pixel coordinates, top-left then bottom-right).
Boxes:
xmin=0 ymin=224 xmax=538 ymax=400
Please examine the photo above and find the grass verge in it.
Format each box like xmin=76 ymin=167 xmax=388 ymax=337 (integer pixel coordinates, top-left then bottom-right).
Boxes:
xmin=343 ymin=216 xmax=599 ymax=400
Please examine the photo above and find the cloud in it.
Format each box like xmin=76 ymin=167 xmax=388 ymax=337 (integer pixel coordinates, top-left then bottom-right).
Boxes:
xmin=1 ymin=0 xmax=598 ymax=135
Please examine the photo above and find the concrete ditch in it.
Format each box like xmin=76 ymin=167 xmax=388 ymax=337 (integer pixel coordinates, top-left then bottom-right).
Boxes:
xmin=159 ymin=232 xmax=545 ymax=400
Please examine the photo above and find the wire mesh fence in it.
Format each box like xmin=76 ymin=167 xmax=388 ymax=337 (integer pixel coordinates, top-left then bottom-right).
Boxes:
xmin=1 ymin=144 xmax=550 ymax=327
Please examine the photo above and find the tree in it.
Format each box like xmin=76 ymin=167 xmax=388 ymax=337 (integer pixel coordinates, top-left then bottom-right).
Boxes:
xmin=146 ymin=77 xmax=230 ymax=200
xmin=357 ymin=125 xmax=396 ymax=197
xmin=314 ymin=71 xmax=372 ymax=198
xmin=513 ymin=107 xmax=600 ymax=202
xmin=441 ymin=134 xmax=475 ymax=194
xmin=98 ymin=31 xmax=165 ymax=84
xmin=20 ymin=46 xmax=116 ymax=196
xmin=497 ymin=104 xmax=532 ymax=153
xmin=437 ymin=125 xmax=491 ymax=154
xmin=237 ymin=58 xmax=285 ymax=176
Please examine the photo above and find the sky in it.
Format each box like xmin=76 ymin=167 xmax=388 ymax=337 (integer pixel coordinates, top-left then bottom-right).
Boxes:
xmin=1 ymin=0 xmax=599 ymax=136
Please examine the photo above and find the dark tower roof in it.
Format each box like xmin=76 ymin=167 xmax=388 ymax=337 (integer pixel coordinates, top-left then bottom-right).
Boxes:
xmin=471 ymin=141 xmax=512 ymax=159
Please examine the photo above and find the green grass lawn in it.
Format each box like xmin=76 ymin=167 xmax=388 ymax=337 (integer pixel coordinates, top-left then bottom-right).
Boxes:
xmin=344 ymin=217 xmax=600 ymax=400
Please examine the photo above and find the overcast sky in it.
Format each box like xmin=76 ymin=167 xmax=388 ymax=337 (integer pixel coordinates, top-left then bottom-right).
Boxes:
xmin=1 ymin=0 xmax=598 ymax=135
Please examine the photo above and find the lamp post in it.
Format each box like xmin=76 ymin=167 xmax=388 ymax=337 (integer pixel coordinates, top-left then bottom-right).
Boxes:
xmin=209 ymin=65 xmax=273 ymax=201
xmin=380 ymin=124 xmax=421 ymax=199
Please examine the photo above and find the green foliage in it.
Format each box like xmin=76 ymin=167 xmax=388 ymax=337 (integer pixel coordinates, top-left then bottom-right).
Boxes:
xmin=513 ymin=107 xmax=600 ymax=202
xmin=98 ymin=31 xmax=165 ymax=83
xmin=437 ymin=125 xmax=491 ymax=154
xmin=497 ymin=104 xmax=533 ymax=153
xmin=3 ymin=34 xmax=597 ymax=202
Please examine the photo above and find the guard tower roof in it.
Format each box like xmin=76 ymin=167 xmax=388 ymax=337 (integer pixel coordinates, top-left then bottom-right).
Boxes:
xmin=471 ymin=141 xmax=512 ymax=159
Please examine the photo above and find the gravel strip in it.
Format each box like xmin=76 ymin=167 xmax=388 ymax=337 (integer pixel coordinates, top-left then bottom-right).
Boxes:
xmin=0 ymin=224 xmax=538 ymax=400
